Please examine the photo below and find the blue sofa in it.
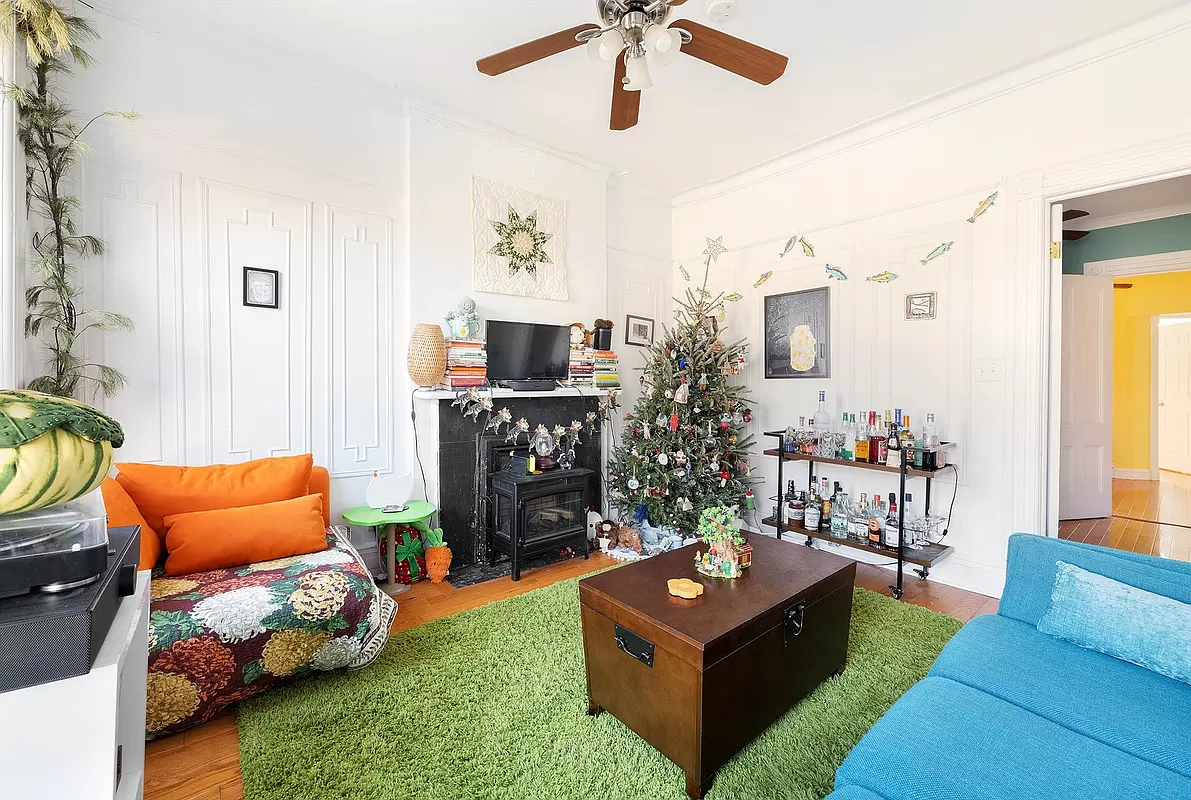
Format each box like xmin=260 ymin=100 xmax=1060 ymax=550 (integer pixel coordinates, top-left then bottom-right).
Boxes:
xmin=828 ymin=533 xmax=1191 ymax=800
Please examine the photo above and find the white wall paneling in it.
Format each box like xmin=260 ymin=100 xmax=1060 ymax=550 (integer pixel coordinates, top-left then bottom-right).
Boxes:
xmin=202 ymin=181 xmax=312 ymax=465
xmin=82 ymin=162 xmax=184 ymax=465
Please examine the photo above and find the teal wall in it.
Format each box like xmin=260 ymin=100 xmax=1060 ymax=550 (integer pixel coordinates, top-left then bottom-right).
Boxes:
xmin=1062 ymin=213 xmax=1191 ymax=275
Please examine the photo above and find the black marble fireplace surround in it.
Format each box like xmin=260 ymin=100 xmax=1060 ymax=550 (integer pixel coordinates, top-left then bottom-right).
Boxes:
xmin=436 ymin=393 xmax=603 ymax=567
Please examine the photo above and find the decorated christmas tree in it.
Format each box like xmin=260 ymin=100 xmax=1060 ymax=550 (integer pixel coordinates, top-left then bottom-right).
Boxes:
xmin=608 ymin=237 xmax=756 ymax=535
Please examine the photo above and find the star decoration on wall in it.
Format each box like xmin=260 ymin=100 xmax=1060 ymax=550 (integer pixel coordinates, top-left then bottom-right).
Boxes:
xmin=703 ymin=236 xmax=728 ymax=262
xmin=489 ymin=205 xmax=553 ymax=277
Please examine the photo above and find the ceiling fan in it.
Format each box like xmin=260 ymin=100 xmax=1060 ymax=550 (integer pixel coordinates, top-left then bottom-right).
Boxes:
xmin=476 ymin=0 xmax=789 ymax=131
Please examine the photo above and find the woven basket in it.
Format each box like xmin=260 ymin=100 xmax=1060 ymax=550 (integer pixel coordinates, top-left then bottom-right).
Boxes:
xmin=407 ymin=323 xmax=447 ymax=387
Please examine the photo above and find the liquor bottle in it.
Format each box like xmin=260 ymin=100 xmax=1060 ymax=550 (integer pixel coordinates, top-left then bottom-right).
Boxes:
xmin=922 ymin=412 xmax=940 ymax=448
xmin=867 ymin=496 xmax=884 ymax=547
xmin=804 ymin=488 xmax=821 ymax=532
xmin=868 ymin=411 xmax=885 ymax=464
xmin=790 ymin=491 xmax=806 ymax=530
xmin=843 ymin=413 xmax=857 ymax=461
xmin=850 ymin=493 xmax=869 ymax=541
xmin=885 ymin=417 xmax=902 ymax=468
xmin=900 ymin=415 xmax=914 ymax=446
xmin=884 ymin=492 xmax=901 ymax=549
xmin=830 ymin=492 xmax=850 ymax=538
xmin=812 ymin=391 xmax=832 ymax=441
xmin=854 ymin=413 xmax=870 ymax=463
xmin=903 ymin=492 xmax=918 ymax=547
xmin=819 ymin=478 xmax=832 ymax=532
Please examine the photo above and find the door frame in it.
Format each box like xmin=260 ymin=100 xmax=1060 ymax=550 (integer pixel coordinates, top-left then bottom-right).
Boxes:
xmin=1042 ymin=161 xmax=1191 ymax=538
xmin=1154 ymin=312 xmax=1191 ymax=476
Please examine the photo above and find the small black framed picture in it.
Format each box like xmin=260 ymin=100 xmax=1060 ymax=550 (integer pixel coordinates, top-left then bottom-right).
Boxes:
xmin=243 ymin=267 xmax=279 ymax=309
xmin=625 ymin=315 xmax=655 ymax=347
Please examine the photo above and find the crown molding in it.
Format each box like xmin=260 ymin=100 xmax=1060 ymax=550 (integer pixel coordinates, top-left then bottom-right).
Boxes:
xmin=405 ymin=97 xmax=615 ymax=180
xmin=1067 ymin=203 xmax=1191 ymax=231
xmin=1085 ymin=249 xmax=1191 ymax=277
xmin=673 ymin=3 xmax=1191 ymax=208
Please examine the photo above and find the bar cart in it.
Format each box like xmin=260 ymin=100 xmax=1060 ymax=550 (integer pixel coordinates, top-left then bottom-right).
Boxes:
xmin=761 ymin=430 xmax=956 ymax=599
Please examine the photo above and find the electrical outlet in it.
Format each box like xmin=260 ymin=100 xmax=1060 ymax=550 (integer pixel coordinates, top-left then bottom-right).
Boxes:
xmin=973 ymin=358 xmax=1003 ymax=382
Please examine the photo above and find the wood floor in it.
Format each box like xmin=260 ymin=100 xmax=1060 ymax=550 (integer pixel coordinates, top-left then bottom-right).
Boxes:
xmin=1058 ymin=473 xmax=1191 ymax=562
xmin=144 ymin=550 xmax=995 ymax=800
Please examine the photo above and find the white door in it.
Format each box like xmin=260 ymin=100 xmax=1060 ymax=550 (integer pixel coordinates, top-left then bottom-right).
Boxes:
xmin=1158 ymin=319 xmax=1191 ymax=474
xmin=1059 ymin=274 xmax=1114 ymax=520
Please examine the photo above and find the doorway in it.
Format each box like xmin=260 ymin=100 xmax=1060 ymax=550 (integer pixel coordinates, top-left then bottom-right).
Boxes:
xmin=1054 ymin=175 xmax=1191 ymax=562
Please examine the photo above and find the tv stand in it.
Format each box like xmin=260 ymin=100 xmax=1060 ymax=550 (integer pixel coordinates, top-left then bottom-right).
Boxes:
xmin=500 ymin=380 xmax=558 ymax=392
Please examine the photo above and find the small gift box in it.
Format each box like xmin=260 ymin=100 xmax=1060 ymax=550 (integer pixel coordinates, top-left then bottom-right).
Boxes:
xmin=734 ymin=542 xmax=753 ymax=570
xmin=378 ymin=525 xmax=426 ymax=584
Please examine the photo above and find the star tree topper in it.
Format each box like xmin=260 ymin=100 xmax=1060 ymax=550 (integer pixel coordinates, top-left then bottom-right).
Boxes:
xmin=703 ymin=236 xmax=728 ymax=262
xmin=489 ymin=205 xmax=553 ymax=277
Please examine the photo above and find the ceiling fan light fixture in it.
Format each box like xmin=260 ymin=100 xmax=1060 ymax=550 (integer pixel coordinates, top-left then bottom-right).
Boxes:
xmin=587 ymin=27 xmax=625 ymax=63
xmin=623 ymin=52 xmax=653 ymax=91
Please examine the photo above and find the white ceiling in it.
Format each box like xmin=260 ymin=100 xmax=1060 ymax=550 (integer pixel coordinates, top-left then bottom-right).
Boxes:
xmin=1067 ymin=174 xmax=1191 ymax=230
xmin=151 ymin=0 xmax=1180 ymax=195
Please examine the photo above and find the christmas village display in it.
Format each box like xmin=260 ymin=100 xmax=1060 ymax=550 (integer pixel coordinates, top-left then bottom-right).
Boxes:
xmin=693 ymin=505 xmax=753 ymax=580
xmin=607 ymin=237 xmax=756 ymax=548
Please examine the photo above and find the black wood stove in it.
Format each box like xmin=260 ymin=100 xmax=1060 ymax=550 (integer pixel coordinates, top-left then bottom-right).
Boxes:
xmin=489 ymin=467 xmax=593 ymax=581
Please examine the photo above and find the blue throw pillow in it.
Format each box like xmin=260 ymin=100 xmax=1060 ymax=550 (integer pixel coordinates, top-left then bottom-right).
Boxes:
xmin=1038 ymin=560 xmax=1191 ymax=686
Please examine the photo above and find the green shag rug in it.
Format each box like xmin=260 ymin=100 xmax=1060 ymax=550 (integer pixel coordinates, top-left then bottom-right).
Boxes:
xmin=238 ymin=577 xmax=962 ymax=800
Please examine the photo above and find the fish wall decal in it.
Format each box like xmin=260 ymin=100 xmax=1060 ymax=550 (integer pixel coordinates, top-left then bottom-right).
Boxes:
xmin=778 ymin=236 xmax=799 ymax=258
xmin=725 ymin=292 xmax=743 ymax=302
xmin=866 ymin=271 xmax=898 ymax=283
xmin=967 ymin=192 xmax=998 ymax=223
xmin=679 ymin=264 xmax=690 ymax=281
xmin=753 ymin=271 xmax=773 ymax=288
xmin=825 ymin=264 xmax=847 ymax=281
xmin=920 ymin=241 xmax=953 ymax=266
xmin=799 ymin=238 xmax=815 ymax=258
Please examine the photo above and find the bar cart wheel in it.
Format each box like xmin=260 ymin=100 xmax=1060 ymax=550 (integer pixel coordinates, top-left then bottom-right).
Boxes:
xmin=915 ymin=566 xmax=931 ymax=581
xmin=889 ymin=585 xmax=903 ymax=600
xmin=804 ymin=536 xmax=815 ymax=548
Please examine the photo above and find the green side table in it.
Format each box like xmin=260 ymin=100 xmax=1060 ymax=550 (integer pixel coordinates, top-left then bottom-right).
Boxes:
xmin=342 ymin=501 xmax=436 ymax=587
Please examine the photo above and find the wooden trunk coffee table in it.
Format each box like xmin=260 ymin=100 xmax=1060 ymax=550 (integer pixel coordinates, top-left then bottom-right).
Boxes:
xmin=579 ymin=536 xmax=856 ymax=799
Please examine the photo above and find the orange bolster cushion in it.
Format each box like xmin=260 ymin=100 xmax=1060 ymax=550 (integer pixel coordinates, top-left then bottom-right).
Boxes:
xmin=116 ymin=454 xmax=314 ymax=540
xmin=100 ymin=477 xmax=161 ymax=571
xmin=162 ymin=494 xmax=327 ymax=576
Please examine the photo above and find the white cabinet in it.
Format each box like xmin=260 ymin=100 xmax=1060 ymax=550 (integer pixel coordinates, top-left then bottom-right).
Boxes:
xmin=0 ymin=572 xmax=150 ymax=800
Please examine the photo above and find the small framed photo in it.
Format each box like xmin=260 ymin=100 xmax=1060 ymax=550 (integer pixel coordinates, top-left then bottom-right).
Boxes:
xmin=625 ymin=315 xmax=655 ymax=347
xmin=905 ymin=291 xmax=937 ymax=321
xmin=764 ymin=287 xmax=830 ymax=379
xmin=243 ymin=267 xmax=280 ymax=309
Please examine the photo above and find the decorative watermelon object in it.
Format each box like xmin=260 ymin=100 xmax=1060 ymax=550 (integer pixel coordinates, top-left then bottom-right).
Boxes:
xmin=0 ymin=390 xmax=124 ymax=515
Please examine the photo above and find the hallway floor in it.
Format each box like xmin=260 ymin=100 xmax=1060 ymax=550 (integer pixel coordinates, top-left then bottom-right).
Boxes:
xmin=1059 ymin=471 xmax=1191 ymax=562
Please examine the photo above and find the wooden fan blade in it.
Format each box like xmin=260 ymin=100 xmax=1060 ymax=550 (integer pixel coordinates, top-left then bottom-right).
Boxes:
xmin=610 ymin=57 xmax=641 ymax=131
xmin=677 ymin=20 xmax=787 ymax=85
xmin=668 ymin=0 xmax=690 ymax=4
xmin=477 ymin=24 xmax=599 ymax=76
xmin=1063 ymin=229 xmax=1091 ymax=241
xmin=1062 ymin=209 xmax=1090 ymax=222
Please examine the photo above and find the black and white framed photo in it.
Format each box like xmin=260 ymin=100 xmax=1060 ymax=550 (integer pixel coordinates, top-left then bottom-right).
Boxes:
xmin=905 ymin=291 xmax=937 ymax=320
xmin=243 ymin=267 xmax=280 ymax=309
xmin=624 ymin=315 xmax=655 ymax=347
xmin=764 ymin=287 xmax=830 ymax=379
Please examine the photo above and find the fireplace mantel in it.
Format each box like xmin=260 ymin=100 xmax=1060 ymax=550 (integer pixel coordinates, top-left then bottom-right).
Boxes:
xmin=412 ymin=389 xmax=610 ymax=567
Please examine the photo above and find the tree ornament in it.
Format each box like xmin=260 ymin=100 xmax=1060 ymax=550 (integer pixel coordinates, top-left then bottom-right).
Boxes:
xmin=698 ymin=373 xmax=708 ymax=389
xmin=679 ymin=357 xmax=688 ymax=369
xmin=674 ymin=450 xmax=687 ymax=466
xmin=658 ymin=452 xmax=669 ymax=466
xmin=642 ymin=422 xmax=651 ymax=441
xmin=743 ymin=408 xmax=753 ymax=423
xmin=655 ymin=413 xmax=668 ymax=427
xmin=720 ymin=413 xmax=732 ymax=431
xmin=665 ymin=389 xmax=673 ymax=400
xmin=669 ymin=409 xmax=680 ymax=432
xmin=674 ymin=379 xmax=689 ymax=404
xmin=709 ymin=459 xmax=720 ymax=472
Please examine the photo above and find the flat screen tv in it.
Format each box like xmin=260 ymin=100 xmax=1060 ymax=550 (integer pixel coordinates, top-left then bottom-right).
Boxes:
xmin=486 ymin=321 xmax=570 ymax=383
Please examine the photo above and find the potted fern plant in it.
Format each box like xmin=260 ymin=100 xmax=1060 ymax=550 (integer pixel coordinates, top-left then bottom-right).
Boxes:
xmin=424 ymin=527 xmax=451 ymax=584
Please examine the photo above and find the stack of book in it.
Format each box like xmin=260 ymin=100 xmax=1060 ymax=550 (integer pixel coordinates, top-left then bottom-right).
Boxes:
xmin=443 ymin=339 xmax=487 ymax=389
xmin=594 ymin=350 xmax=620 ymax=389
xmin=569 ymin=344 xmax=594 ymax=387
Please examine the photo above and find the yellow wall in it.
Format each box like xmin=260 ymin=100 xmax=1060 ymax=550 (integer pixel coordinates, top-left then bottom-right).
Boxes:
xmin=1113 ymin=270 xmax=1191 ymax=471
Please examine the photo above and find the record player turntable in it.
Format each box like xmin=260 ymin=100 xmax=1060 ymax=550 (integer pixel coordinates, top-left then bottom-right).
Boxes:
xmin=0 ymin=491 xmax=109 ymax=599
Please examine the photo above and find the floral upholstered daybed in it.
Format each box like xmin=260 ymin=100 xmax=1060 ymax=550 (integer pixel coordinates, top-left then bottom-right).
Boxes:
xmin=145 ymin=526 xmax=395 ymax=737
xmin=99 ymin=457 xmax=397 ymax=738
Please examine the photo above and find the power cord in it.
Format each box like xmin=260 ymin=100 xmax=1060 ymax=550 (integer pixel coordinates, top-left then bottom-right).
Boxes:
xmin=938 ymin=464 xmax=958 ymax=541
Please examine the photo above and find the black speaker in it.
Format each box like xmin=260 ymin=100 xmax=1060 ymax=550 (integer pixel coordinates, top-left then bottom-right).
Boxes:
xmin=0 ymin=526 xmax=140 ymax=694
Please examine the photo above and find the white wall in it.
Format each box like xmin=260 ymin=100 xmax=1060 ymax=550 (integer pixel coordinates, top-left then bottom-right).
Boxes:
xmin=671 ymin=5 xmax=1191 ymax=597
xmin=49 ymin=7 xmax=674 ymax=565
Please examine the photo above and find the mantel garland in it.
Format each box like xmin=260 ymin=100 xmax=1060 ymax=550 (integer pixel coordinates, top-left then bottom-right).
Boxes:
xmin=450 ymin=387 xmax=621 ymax=451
